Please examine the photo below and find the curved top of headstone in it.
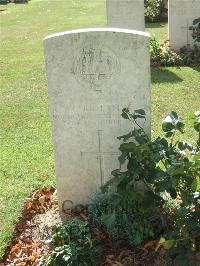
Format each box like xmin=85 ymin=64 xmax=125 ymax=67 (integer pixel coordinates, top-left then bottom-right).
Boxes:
xmin=106 ymin=0 xmax=145 ymax=31
xmin=43 ymin=28 xmax=150 ymax=42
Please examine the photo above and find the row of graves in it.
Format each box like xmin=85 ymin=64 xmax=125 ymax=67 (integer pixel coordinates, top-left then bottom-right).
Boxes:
xmin=44 ymin=0 xmax=200 ymax=216
xmin=3 ymin=1 xmax=200 ymax=265
xmin=107 ymin=0 xmax=200 ymax=50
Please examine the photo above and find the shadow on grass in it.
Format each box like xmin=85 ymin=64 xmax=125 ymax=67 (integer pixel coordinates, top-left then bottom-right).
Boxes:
xmin=146 ymin=22 xmax=167 ymax=29
xmin=191 ymin=67 xmax=200 ymax=72
xmin=151 ymin=67 xmax=183 ymax=84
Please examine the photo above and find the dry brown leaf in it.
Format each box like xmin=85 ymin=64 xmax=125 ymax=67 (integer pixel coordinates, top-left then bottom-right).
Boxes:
xmin=18 ymin=263 xmax=26 ymax=266
xmin=27 ymin=255 xmax=36 ymax=262
xmin=105 ymin=257 xmax=114 ymax=264
xmin=38 ymin=195 xmax=47 ymax=207
xmin=79 ymin=212 xmax=88 ymax=220
xmin=13 ymin=258 xmax=26 ymax=265
xmin=118 ymin=250 xmax=129 ymax=260
xmin=138 ymin=247 xmax=148 ymax=256
xmin=26 ymin=201 xmax=37 ymax=212
xmin=144 ymin=240 xmax=158 ymax=250
xmin=113 ymin=262 xmax=123 ymax=266
xmin=4 ymin=188 xmax=58 ymax=265
xmin=40 ymin=187 xmax=53 ymax=197
xmin=106 ymin=255 xmax=115 ymax=259
xmin=10 ymin=243 xmax=22 ymax=254
xmin=19 ymin=237 xmax=32 ymax=244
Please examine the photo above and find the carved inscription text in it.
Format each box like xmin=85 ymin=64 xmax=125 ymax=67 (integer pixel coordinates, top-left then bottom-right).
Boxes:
xmin=72 ymin=47 xmax=120 ymax=89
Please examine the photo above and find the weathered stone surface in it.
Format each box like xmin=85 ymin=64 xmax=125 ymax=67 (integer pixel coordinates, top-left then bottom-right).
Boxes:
xmin=168 ymin=0 xmax=200 ymax=50
xmin=107 ymin=0 xmax=145 ymax=31
xmin=44 ymin=28 xmax=150 ymax=212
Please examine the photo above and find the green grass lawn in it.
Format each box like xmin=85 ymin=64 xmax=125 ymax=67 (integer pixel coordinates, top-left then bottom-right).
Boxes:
xmin=146 ymin=22 xmax=168 ymax=43
xmin=0 ymin=0 xmax=199 ymax=259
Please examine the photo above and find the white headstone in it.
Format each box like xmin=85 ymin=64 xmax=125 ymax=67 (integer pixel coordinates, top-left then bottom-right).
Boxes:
xmin=107 ymin=0 xmax=145 ymax=31
xmin=44 ymin=28 xmax=150 ymax=213
xmin=168 ymin=0 xmax=200 ymax=50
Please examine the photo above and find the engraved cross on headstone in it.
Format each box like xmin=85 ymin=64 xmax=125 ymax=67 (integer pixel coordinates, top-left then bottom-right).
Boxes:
xmin=181 ymin=19 xmax=190 ymax=46
xmin=81 ymin=130 xmax=119 ymax=186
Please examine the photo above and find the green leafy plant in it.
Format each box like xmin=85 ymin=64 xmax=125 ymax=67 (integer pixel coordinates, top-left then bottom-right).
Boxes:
xmin=150 ymin=37 xmax=200 ymax=66
xmin=189 ymin=17 xmax=200 ymax=43
xmin=150 ymin=37 xmax=183 ymax=66
xmin=145 ymin=0 xmax=166 ymax=22
xmin=90 ymin=109 xmax=168 ymax=245
xmin=42 ymin=219 xmax=102 ymax=266
xmin=89 ymin=185 xmax=163 ymax=245
xmin=179 ymin=45 xmax=200 ymax=66
xmin=159 ymin=111 xmax=200 ymax=264
xmin=90 ymin=109 xmax=200 ymax=262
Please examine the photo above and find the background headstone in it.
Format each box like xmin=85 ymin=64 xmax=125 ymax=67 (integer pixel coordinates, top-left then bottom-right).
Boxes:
xmin=44 ymin=28 xmax=150 ymax=213
xmin=168 ymin=0 xmax=200 ymax=50
xmin=107 ymin=0 xmax=145 ymax=31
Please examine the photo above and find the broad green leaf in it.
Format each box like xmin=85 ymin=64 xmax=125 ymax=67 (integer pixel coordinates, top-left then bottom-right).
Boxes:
xmin=101 ymin=213 xmax=116 ymax=227
xmin=162 ymin=240 xmax=175 ymax=250
xmin=132 ymin=114 xmax=145 ymax=119
xmin=135 ymin=109 xmax=146 ymax=116
xmin=121 ymin=111 xmax=129 ymax=119
xmin=111 ymin=169 xmax=121 ymax=178
xmin=178 ymin=141 xmax=193 ymax=151
xmin=194 ymin=121 xmax=200 ymax=132
xmin=156 ymin=237 xmax=175 ymax=251
xmin=191 ymin=177 xmax=200 ymax=192
xmin=169 ymin=188 xmax=177 ymax=199
xmin=188 ymin=111 xmax=196 ymax=118
xmin=170 ymin=111 xmax=178 ymax=120
xmin=165 ymin=131 xmax=173 ymax=138
xmin=118 ymin=152 xmax=128 ymax=165
xmin=134 ymin=134 xmax=149 ymax=144
xmin=172 ymin=167 xmax=185 ymax=176
xmin=162 ymin=122 xmax=175 ymax=132
xmin=193 ymin=17 xmax=200 ymax=25
xmin=117 ymin=131 xmax=133 ymax=141
xmin=176 ymin=121 xmax=184 ymax=133
xmin=133 ymin=231 xmax=143 ymax=245
xmin=187 ymin=111 xmax=200 ymax=132
xmin=159 ymin=138 xmax=168 ymax=147
xmin=120 ymin=142 xmax=137 ymax=152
